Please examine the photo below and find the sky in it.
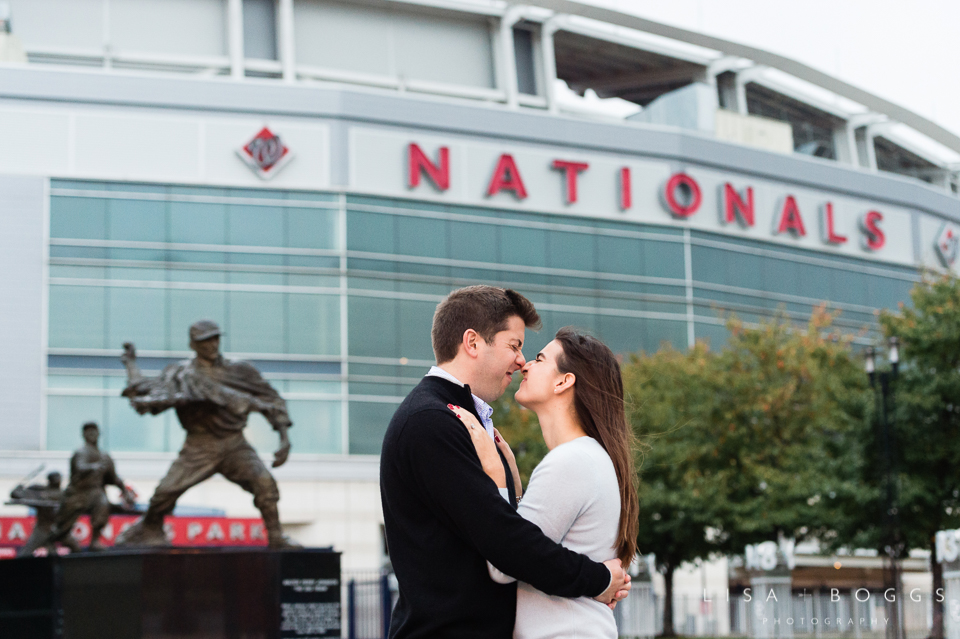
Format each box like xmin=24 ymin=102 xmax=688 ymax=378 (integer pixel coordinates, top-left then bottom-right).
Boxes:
xmin=581 ymin=0 xmax=960 ymax=154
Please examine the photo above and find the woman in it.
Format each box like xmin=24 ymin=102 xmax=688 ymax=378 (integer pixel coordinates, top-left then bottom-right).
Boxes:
xmin=449 ymin=327 xmax=639 ymax=639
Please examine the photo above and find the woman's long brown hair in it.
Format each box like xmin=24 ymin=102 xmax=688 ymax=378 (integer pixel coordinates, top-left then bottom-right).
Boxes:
xmin=554 ymin=327 xmax=638 ymax=566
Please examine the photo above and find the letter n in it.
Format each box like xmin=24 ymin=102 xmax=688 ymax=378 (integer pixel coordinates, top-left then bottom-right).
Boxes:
xmin=408 ymin=143 xmax=449 ymax=191
xmin=721 ymin=183 xmax=754 ymax=227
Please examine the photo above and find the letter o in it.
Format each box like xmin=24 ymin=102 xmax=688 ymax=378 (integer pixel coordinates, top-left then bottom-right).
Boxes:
xmin=855 ymin=588 xmax=870 ymax=602
xmin=663 ymin=173 xmax=702 ymax=218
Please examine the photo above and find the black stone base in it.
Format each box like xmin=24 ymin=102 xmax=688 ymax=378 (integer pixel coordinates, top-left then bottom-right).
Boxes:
xmin=0 ymin=547 xmax=341 ymax=639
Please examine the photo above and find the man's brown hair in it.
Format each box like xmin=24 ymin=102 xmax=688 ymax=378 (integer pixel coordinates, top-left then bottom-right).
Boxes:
xmin=431 ymin=286 xmax=541 ymax=364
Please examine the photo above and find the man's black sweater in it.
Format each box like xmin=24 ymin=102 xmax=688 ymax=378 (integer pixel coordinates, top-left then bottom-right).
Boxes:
xmin=380 ymin=376 xmax=612 ymax=639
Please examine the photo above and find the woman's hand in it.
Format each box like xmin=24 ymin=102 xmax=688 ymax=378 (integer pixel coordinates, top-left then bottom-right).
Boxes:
xmin=448 ymin=405 xmax=506 ymax=488
xmin=493 ymin=428 xmax=523 ymax=499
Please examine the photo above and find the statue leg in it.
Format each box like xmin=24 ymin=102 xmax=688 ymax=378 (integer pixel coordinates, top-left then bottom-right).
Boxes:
xmin=17 ymin=527 xmax=50 ymax=558
xmin=87 ymin=492 xmax=111 ymax=550
xmin=47 ymin=491 xmax=86 ymax=548
xmin=116 ymin=436 xmax=220 ymax=546
xmin=218 ymin=438 xmax=298 ymax=548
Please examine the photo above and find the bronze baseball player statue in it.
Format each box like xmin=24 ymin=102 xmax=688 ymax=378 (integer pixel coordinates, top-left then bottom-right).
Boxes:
xmin=42 ymin=422 xmax=135 ymax=552
xmin=115 ymin=320 xmax=298 ymax=548
xmin=8 ymin=469 xmax=82 ymax=557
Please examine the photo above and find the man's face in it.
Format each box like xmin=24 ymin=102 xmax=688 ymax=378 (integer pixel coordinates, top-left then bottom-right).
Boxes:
xmin=82 ymin=427 xmax=99 ymax=445
xmin=472 ymin=315 xmax=526 ymax=403
xmin=191 ymin=335 xmax=220 ymax=362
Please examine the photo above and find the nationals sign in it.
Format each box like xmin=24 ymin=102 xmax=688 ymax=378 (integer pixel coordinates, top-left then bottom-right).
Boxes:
xmin=0 ymin=515 xmax=268 ymax=557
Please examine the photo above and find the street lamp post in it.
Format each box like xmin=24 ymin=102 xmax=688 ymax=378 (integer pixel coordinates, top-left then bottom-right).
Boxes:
xmin=865 ymin=337 xmax=903 ymax=639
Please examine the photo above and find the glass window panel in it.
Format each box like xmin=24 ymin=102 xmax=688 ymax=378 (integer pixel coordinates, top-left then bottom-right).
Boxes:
xmin=286 ymin=274 xmax=339 ymax=288
xmin=287 ymin=294 xmax=341 ymax=356
xmin=761 ymin=257 xmax=799 ymax=294
xmin=287 ymin=400 xmax=341 ymax=454
xmin=228 ymin=271 xmax=285 ymax=285
xmin=168 ymin=269 xmax=227 ymax=284
xmin=645 ymin=319 xmax=688 ymax=351
xmin=548 ymin=231 xmax=594 ymax=272
xmin=107 ymin=287 xmax=167 ymax=352
xmin=47 ymin=375 xmax=104 ymax=389
xmin=228 ymin=291 xmax=285 ymax=354
xmin=448 ymin=221 xmax=497 ymax=264
xmin=832 ymin=269 xmax=868 ymax=307
xmin=286 ymin=255 xmax=339 ymax=269
xmin=797 ymin=262 xmax=832 ymax=301
xmin=49 ymin=246 xmax=108 ymax=260
xmin=349 ymin=401 xmax=398 ymax=455
xmin=49 ymin=285 xmax=106 ymax=349
xmin=598 ymin=314 xmax=645 ymax=356
xmin=691 ymin=246 xmax=728 ymax=286
xmin=46 ymin=396 xmax=105 ymax=451
xmin=108 ymin=247 xmax=166 ymax=262
xmin=348 ymin=296 xmax=398 ymax=358
xmin=287 ymin=208 xmax=338 ymax=250
xmin=730 ymin=252 xmax=763 ymax=291
xmin=229 ymin=253 xmax=284 ymax=267
xmin=396 ymin=216 xmax=447 ymax=259
xmin=106 ymin=395 xmax=166 ymax=452
xmin=49 ymin=265 xmax=107 ymax=279
xmin=642 ymin=240 xmax=684 ymax=279
xmin=243 ymin=0 xmax=278 ymax=60
xmin=398 ymin=299 xmax=438 ymax=361
xmin=107 ymin=198 xmax=166 ymax=242
xmin=596 ymin=236 xmax=641 ymax=276
xmin=108 ymin=267 xmax=166 ymax=281
xmin=169 ymin=289 xmax=227 ymax=350
xmin=228 ymin=205 xmax=284 ymax=247
xmin=170 ymin=201 xmax=226 ymax=245
xmin=499 ymin=226 xmax=546 ymax=267
xmin=168 ymin=250 xmax=228 ymax=265
xmin=50 ymin=196 xmax=106 ymax=240
xmin=285 ymin=380 xmax=341 ymax=394
xmin=348 ymin=211 xmax=394 ymax=253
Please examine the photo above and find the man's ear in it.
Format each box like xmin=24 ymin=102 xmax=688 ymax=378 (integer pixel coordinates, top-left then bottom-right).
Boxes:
xmin=554 ymin=372 xmax=576 ymax=394
xmin=461 ymin=328 xmax=481 ymax=359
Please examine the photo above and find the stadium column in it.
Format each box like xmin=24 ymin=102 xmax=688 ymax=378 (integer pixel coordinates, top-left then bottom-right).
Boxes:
xmin=0 ymin=176 xmax=46 ymax=450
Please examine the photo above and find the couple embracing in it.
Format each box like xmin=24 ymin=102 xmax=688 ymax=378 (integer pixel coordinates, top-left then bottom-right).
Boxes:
xmin=380 ymin=285 xmax=639 ymax=638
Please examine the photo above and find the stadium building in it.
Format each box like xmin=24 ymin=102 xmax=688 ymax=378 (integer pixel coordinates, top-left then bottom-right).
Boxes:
xmin=0 ymin=0 xmax=958 ymax=589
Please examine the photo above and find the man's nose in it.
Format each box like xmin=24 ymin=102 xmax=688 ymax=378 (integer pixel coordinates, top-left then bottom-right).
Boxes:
xmin=515 ymin=352 xmax=526 ymax=369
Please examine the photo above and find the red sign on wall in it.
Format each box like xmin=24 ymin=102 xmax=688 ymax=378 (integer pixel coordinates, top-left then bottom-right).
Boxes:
xmin=0 ymin=515 xmax=268 ymax=557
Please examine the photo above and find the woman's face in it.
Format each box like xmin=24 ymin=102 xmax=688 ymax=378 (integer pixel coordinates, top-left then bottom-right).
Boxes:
xmin=514 ymin=339 xmax=567 ymax=408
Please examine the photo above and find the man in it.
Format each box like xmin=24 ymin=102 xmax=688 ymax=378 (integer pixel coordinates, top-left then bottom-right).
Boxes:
xmin=380 ymin=286 xmax=630 ymax=639
xmin=10 ymin=470 xmax=81 ymax=557
xmin=115 ymin=320 xmax=297 ymax=548
xmin=46 ymin=423 xmax=135 ymax=551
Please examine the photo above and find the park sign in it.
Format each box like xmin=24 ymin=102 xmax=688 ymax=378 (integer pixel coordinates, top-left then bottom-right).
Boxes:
xmin=0 ymin=515 xmax=268 ymax=557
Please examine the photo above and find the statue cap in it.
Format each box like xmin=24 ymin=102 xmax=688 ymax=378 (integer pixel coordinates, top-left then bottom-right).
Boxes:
xmin=189 ymin=320 xmax=222 ymax=342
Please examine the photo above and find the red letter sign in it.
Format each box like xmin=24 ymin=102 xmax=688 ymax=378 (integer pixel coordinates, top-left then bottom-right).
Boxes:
xmin=859 ymin=210 xmax=885 ymax=251
xmin=486 ymin=154 xmax=528 ymax=200
xmin=819 ymin=202 xmax=847 ymax=245
xmin=551 ymin=160 xmax=589 ymax=204
xmin=775 ymin=196 xmax=807 ymax=237
xmin=662 ymin=173 xmax=702 ymax=218
xmin=619 ymin=167 xmax=631 ymax=211
xmin=721 ymin=183 xmax=754 ymax=227
xmin=408 ymin=143 xmax=449 ymax=192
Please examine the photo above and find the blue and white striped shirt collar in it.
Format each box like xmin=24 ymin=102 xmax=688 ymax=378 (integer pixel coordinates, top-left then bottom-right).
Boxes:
xmin=426 ymin=366 xmax=495 ymax=440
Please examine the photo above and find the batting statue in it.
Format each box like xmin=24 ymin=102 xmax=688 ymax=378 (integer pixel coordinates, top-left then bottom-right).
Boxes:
xmin=115 ymin=320 xmax=299 ymax=549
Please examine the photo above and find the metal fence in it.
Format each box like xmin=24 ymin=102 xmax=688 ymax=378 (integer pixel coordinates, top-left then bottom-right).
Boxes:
xmin=341 ymin=575 xmax=934 ymax=639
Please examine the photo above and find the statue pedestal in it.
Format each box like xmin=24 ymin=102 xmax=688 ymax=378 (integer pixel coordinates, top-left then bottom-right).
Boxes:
xmin=0 ymin=547 xmax=341 ymax=639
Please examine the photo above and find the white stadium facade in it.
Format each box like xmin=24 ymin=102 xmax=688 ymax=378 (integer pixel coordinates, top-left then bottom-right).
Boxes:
xmin=0 ymin=0 xmax=957 ymax=623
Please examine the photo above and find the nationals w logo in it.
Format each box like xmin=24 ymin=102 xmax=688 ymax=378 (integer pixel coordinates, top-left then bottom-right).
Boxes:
xmin=236 ymin=127 xmax=293 ymax=180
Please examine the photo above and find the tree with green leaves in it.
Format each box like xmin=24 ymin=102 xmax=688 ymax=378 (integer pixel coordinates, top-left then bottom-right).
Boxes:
xmin=875 ymin=273 xmax=960 ymax=639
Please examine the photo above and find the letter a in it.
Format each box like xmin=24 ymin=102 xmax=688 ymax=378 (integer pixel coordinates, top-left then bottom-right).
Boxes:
xmin=487 ymin=154 xmax=528 ymax=200
xmin=775 ymin=196 xmax=807 ymax=237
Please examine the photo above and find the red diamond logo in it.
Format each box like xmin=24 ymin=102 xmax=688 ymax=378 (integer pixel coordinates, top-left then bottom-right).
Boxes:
xmin=935 ymin=223 xmax=959 ymax=268
xmin=236 ymin=127 xmax=293 ymax=180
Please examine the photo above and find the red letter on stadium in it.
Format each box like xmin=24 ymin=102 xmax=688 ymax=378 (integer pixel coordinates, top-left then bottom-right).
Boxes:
xmin=774 ymin=196 xmax=807 ymax=237
xmin=551 ymin=160 xmax=589 ymax=204
xmin=662 ymin=173 xmax=702 ymax=218
xmin=859 ymin=211 xmax=885 ymax=251
xmin=819 ymin=202 xmax=847 ymax=245
xmin=721 ymin=183 xmax=755 ymax=227
xmin=619 ymin=167 xmax=631 ymax=211
xmin=408 ymin=143 xmax=449 ymax=191
xmin=487 ymin=154 xmax=528 ymax=200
